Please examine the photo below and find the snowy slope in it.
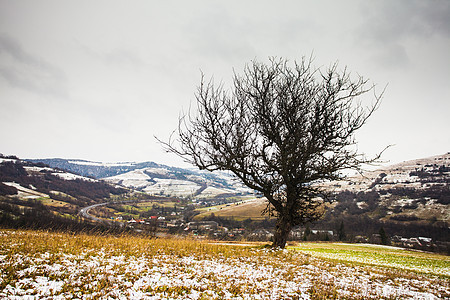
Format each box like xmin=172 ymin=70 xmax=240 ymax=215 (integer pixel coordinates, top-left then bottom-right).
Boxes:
xmin=103 ymin=167 xmax=252 ymax=198
xmin=28 ymin=158 xmax=253 ymax=199
xmin=323 ymin=152 xmax=450 ymax=225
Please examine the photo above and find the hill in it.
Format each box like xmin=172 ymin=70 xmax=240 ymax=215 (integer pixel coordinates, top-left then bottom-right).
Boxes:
xmin=323 ymin=152 xmax=449 ymax=224
xmin=196 ymin=197 xmax=269 ymax=220
xmin=28 ymin=158 xmax=253 ymax=199
xmin=0 ymin=155 xmax=128 ymax=231
xmin=27 ymin=158 xmax=161 ymax=178
xmin=4 ymin=153 xmax=449 ymax=248
xmin=195 ymin=153 xmax=450 ymax=242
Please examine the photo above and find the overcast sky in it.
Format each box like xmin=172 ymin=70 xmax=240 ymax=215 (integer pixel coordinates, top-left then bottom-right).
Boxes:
xmin=1 ymin=0 xmax=449 ymax=169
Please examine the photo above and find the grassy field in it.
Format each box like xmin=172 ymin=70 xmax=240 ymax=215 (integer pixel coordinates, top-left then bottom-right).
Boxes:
xmin=39 ymin=197 xmax=71 ymax=208
xmin=195 ymin=198 xmax=271 ymax=220
xmin=292 ymin=242 xmax=450 ymax=278
xmin=122 ymin=201 xmax=179 ymax=209
xmin=0 ymin=229 xmax=448 ymax=299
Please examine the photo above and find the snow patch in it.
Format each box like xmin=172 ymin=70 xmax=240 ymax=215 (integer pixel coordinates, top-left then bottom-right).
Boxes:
xmin=2 ymin=182 xmax=48 ymax=198
xmin=68 ymin=160 xmax=134 ymax=167
xmin=0 ymin=158 xmax=18 ymax=163
xmin=52 ymin=172 xmax=96 ymax=182
xmin=197 ymin=186 xmax=235 ymax=198
xmin=24 ymin=166 xmax=53 ymax=172
xmin=107 ymin=169 xmax=151 ymax=181
xmin=143 ymin=179 xmax=200 ymax=197
xmin=143 ymin=167 xmax=169 ymax=176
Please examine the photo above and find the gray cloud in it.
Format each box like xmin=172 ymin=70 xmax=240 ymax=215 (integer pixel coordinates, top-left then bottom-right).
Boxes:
xmin=367 ymin=43 xmax=411 ymax=70
xmin=360 ymin=0 xmax=450 ymax=43
xmin=357 ymin=0 xmax=450 ymax=69
xmin=0 ymin=34 xmax=68 ymax=98
xmin=80 ymin=43 xmax=147 ymax=69
xmin=0 ymin=1 xmax=448 ymax=166
xmin=186 ymin=9 xmax=257 ymax=63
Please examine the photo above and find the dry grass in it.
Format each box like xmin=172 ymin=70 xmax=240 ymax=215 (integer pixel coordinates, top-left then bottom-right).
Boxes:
xmin=195 ymin=198 xmax=270 ymax=220
xmin=39 ymin=198 xmax=71 ymax=208
xmin=0 ymin=229 xmax=448 ymax=299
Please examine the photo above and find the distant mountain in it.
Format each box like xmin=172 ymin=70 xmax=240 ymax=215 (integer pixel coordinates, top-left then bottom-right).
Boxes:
xmin=27 ymin=158 xmax=253 ymax=199
xmin=28 ymin=158 xmax=161 ymax=178
xmin=0 ymin=155 xmax=128 ymax=232
xmin=1 ymin=156 xmax=126 ymax=205
xmin=325 ymin=152 xmax=450 ymax=194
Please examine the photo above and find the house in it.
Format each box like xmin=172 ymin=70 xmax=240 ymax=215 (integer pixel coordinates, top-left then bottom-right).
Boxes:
xmin=404 ymin=237 xmax=422 ymax=247
xmin=392 ymin=235 xmax=433 ymax=249
xmin=311 ymin=230 xmax=334 ymax=236
xmin=249 ymin=229 xmax=274 ymax=241
xmin=168 ymin=219 xmax=184 ymax=227
xmin=289 ymin=228 xmax=303 ymax=240
xmin=186 ymin=221 xmax=219 ymax=231
xmin=418 ymin=237 xmax=432 ymax=246
xmin=232 ymin=228 xmax=245 ymax=235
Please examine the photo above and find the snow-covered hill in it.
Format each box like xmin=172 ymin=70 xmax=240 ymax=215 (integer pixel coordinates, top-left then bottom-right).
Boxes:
xmin=323 ymin=152 xmax=450 ymax=226
xmin=0 ymin=155 xmax=126 ymax=206
xmin=1 ymin=157 xmax=99 ymax=199
xmin=103 ymin=166 xmax=251 ymax=199
xmin=28 ymin=158 xmax=253 ymax=199
xmin=328 ymin=152 xmax=450 ymax=193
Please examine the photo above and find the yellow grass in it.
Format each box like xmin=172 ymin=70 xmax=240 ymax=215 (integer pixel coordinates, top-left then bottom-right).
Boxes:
xmin=1 ymin=229 xmax=448 ymax=299
xmin=39 ymin=198 xmax=71 ymax=208
xmin=195 ymin=198 xmax=271 ymax=220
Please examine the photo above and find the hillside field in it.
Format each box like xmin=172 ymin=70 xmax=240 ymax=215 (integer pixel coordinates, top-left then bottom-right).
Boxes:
xmin=0 ymin=229 xmax=448 ymax=299
xmin=195 ymin=198 xmax=270 ymax=220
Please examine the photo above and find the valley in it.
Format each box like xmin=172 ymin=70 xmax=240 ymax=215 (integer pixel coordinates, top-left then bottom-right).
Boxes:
xmin=1 ymin=153 xmax=449 ymax=253
xmin=1 ymin=153 xmax=449 ymax=298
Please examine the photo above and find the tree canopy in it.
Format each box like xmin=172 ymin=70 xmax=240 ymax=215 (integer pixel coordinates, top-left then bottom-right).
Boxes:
xmin=162 ymin=57 xmax=385 ymax=248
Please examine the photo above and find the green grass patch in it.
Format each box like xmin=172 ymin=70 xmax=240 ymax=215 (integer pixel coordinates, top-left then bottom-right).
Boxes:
xmin=292 ymin=242 xmax=450 ymax=278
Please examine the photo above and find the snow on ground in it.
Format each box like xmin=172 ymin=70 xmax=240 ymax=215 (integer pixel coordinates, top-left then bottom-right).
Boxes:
xmin=393 ymin=198 xmax=418 ymax=207
xmin=23 ymin=166 xmax=54 ymax=172
xmin=0 ymin=231 xmax=448 ymax=299
xmin=197 ymin=186 xmax=236 ymax=198
xmin=52 ymin=172 xmax=96 ymax=182
xmin=107 ymin=169 xmax=151 ymax=181
xmin=0 ymin=158 xmax=18 ymax=163
xmin=2 ymin=182 xmax=48 ymax=198
xmin=143 ymin=167 xmax=170 ymax=176
xmin=104 ymin=170 xmax=152 ymax=189
xmin=143 ymin=178 xmax=201 ymax=197
xmin=68 ymin=160 xmax=134 ymax=167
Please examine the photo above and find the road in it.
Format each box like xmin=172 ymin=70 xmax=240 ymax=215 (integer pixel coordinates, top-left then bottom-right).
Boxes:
xmin=79 ymin=202 xmax=109 ymax=223
xmin=78 ymin=198 xmax=164 ymax=225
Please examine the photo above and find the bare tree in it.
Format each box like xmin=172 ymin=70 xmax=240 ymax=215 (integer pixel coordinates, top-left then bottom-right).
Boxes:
xmin=161 ymin=57 xmax=386 ymax=248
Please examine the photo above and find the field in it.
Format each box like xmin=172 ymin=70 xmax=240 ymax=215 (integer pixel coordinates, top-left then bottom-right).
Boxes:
xmin=195 ymin=198 xmax=270 ymax=220
xmin=293 ymin=243 xmax=449 ymax=277
xmin=0 ymin=230 xmax=448 ymax=299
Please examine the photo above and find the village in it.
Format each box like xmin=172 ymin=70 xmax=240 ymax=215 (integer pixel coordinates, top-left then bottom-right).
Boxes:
xmin=123 ymin=215 xmax=441 ymax=252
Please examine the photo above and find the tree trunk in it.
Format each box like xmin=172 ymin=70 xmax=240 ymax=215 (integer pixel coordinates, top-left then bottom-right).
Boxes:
xmin=272 ymin=216 xmax=292 ymax=249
